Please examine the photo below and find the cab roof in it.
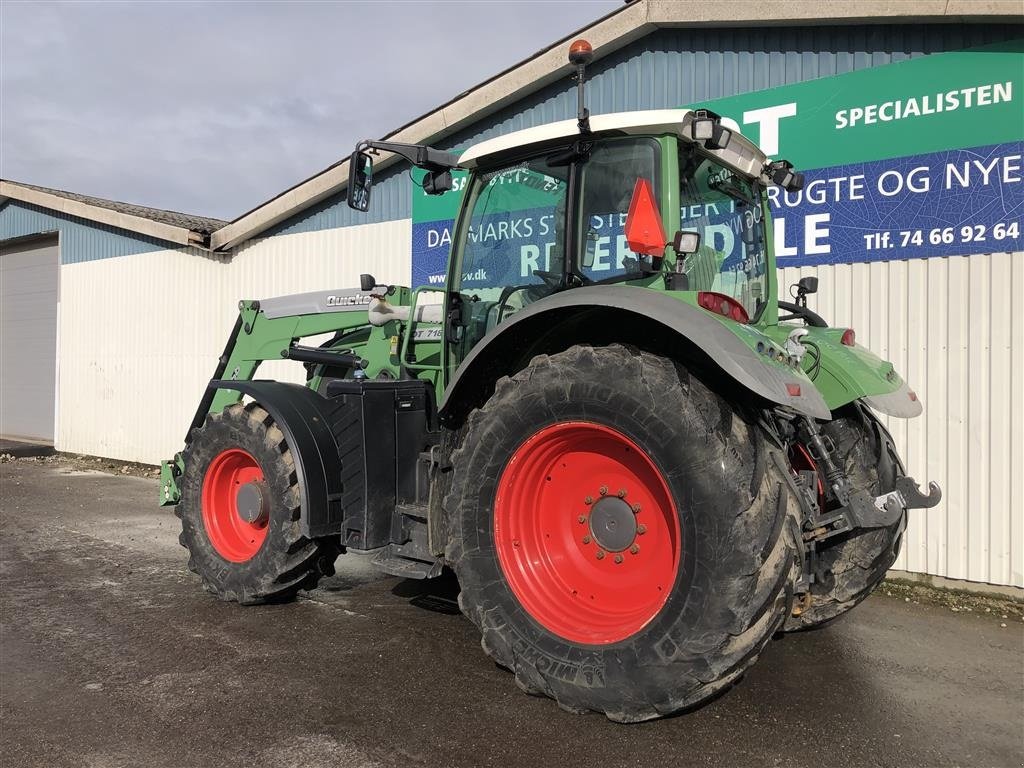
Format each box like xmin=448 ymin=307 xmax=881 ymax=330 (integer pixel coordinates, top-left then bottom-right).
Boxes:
xmin=457 ymin=108 xmax=768 ymax=181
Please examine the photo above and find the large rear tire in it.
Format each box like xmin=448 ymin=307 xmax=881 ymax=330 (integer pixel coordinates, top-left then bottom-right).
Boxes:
xmin=784 ymin=404 xmax=905 ymax=630
xmin=176 ymin=401 xmax=339 ymax=604
xmin=445 ymin=345 xmax=802 ymax=721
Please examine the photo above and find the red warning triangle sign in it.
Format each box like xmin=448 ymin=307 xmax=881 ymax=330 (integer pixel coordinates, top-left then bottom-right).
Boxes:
xmin=624 ymin=178 xmax=666 ymax=258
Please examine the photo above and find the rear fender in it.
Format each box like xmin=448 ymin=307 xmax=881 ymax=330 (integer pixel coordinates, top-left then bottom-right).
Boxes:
xmin=439 ymin=286 xmax=830 ymax=426
xmin=798 ymin=327 xmax=922 ymax=418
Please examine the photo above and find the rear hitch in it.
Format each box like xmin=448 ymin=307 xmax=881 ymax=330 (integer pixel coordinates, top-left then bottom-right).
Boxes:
xmin=790 ymin=415 xmax=942 ymax=546
xmin=890 ymin=476 xmax=942 ymax=509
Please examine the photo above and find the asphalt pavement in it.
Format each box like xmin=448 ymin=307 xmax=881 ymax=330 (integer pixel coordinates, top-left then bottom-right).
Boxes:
xmin=2 ymin=458 xmax=1022 ymax=768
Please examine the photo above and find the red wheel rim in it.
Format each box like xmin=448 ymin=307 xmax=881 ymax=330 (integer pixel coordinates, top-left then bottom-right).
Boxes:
xmin=201 ymin=448 xmax=269 ymax=562
xmin=494 ymin=422 xmax=681 ymax=645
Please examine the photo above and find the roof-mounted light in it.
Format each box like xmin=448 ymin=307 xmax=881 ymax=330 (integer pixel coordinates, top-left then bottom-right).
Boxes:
xmin=689 ymin=109 xmax=732 ymax=151
xmin=568 ymin=40 xmax=594 ymax=134
xmin=767 ymin=159 xmax=805 ymax=192
xmin=568 ymin=39 xmax=594 ymax=66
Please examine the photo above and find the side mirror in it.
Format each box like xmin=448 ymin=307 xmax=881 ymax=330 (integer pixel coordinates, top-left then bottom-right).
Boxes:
xmin=797 ymin=276 xmax=818 ymax=295
xmin=422 ymin=169 xmax=453 ymax=196
xmin=347 ymin=151 xmax=373 ymax=211
xmin=793 ymin=276 xmax=818 ymax=308
xmin=672 ymin=230 xmax=701 ymax=255
xmin=359 ymin=273 xmax=376 ymax=292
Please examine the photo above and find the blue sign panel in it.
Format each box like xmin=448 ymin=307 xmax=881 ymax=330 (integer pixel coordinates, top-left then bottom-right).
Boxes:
xmin=773 ymin=142 xmax=1023 ymax=267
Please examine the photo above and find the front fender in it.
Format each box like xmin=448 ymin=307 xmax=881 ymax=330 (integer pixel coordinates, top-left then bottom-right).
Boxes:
xmin=440 ymin=286 xmax=831 ymax=424
xmin=204 ymin=381 xmax=346 ymax=537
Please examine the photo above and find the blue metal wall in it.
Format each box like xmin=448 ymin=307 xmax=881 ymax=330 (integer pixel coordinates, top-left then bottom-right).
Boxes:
xmin=0 ymin=200 xmax=178 ymax=263
xmin=265 ymin=163 xmax=409 ymax=238
xmin=265 ymin=22 xmax=1022 ymax=237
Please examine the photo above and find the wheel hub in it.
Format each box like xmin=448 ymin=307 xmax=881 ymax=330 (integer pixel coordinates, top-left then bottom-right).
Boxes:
xmin=588 ymin=497 xmax=637 ymax=552
xmin=201 ymin=447 xmax=269 ymax=563
xmin=235 ymin=481 xmax=269 ymax=525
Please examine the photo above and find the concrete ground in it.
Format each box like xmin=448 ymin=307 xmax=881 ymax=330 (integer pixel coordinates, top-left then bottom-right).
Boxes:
xmin=2 ymin=458 xmax=1022 ymax=768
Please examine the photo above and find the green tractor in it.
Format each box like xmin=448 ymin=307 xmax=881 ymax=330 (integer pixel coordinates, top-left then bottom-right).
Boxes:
xmin=161 ymin=41 xmax=940 ymax=721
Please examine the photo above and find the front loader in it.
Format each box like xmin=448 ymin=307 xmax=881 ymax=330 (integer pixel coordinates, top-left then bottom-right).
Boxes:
xmin=161 ymin=40 xmax=940 ymax=721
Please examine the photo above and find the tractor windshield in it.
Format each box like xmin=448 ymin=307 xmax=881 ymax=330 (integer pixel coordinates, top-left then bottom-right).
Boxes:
xmin=677 ymin=146 xmax=768 ymax=319
xmin=448 ymin=153 xmax=569 ymax=361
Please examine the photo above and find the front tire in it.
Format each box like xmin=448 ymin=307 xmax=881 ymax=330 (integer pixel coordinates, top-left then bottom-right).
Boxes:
xmin=176 ymin=401 xmax=338 ymax=604
xmin=445 ymin=345 xmax=802 ymax=721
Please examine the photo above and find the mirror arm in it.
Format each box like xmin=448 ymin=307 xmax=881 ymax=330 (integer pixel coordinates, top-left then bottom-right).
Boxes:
xmin=356 ymin=139 xmax=459 ymax=172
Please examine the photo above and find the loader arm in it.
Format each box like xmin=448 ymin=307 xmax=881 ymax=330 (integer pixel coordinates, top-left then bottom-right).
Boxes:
xmin=159 ymin=287 xmax=409 ymax=505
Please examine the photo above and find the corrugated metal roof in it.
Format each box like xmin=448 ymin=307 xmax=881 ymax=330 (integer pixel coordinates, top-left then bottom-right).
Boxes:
xmin=0 ymin=199 xmax=196 ymax=264
xmin=3 ymin=181 xmax=227 ymax=235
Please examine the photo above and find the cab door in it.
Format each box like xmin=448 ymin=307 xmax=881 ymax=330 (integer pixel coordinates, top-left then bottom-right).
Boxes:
xmin=443 ymin=151 xmax=571 ymax=381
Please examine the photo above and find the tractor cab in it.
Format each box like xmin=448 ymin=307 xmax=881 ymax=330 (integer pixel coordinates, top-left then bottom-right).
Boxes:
xmin=445 ymin=108 xmax=788 ymax=365
xmin=347 ymin=106 xmax=805 ymax=394
xmin=345 ymin=38 xmax=806 ymax=391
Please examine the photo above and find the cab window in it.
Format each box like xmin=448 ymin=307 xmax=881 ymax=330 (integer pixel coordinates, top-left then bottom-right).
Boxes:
xmin=575 ymin=138 xmax=659 ymax=283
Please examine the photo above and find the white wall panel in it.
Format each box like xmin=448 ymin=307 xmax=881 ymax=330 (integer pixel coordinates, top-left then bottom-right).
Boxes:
xmin=58 ymin=228 xmax=1021 ymax=587
xmin=57 ymin=220 xmax=411 ymax=466
xmin=781 ymin=251 xmax=1024 ymax=588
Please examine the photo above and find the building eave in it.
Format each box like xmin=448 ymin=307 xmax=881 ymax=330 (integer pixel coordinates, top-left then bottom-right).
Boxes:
xmin=210 ymin=0 xmax=1024 ymax=251
xmin=0 ymin=181 xmax=206 ymax=248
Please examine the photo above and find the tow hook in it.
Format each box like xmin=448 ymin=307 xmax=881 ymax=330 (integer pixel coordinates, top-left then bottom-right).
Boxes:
xmin=873 ymin=476 xmax=941 ymax=521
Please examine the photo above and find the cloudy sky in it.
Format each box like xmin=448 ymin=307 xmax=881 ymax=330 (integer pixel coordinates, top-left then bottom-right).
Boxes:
xmin=1 ymin=0 xmax=619 ymax=221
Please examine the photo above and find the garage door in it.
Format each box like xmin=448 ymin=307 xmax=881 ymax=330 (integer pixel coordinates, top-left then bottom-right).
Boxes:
xmin=1 ymin=236 xmax=59 ymax=443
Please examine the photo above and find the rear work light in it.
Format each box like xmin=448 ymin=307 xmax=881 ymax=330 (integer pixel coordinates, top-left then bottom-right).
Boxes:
xmin=697 ymin=292 xmax=749 ymax=324
xmin=840 ymin=328 xmax=856 ymax=346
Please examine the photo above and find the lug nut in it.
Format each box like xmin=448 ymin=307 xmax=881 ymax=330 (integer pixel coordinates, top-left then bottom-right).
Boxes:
xmin=617 ymin=489 xmax=627 ymax=498
xmin=629 ymin=544 xmax=640 ymax=555
xmin=599 ymin=485 xmax=608 ymax=496
xmin=637 ymin=524 xmax=647 ymax=535
xmin=582 ymin=535 xmax=592 ymax=544
xmin=631 ymin=504 xmax=641 ymax=514
xmin=578 ymin=515 xmax=587 ymax=524
xmin=595 ymin=550 xmax=606 ymax=560
xmin=584 ymin=495 xmax=594 ymax=505
xmin=614 ymin=554 xmax=624 ymax=564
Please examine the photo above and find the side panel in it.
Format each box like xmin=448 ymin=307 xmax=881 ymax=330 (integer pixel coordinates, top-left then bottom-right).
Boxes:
xmin=763 ymin=324 xmax=923 ymax=416
xmin=202 ymin=379 xmax=437 ymax=546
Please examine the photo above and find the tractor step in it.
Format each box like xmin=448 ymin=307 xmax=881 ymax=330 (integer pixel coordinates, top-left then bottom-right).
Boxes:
xmin=372 ymin=545 xmax=444 ymax=580
xmin=371 ymin=503 xmax=444 ymax=580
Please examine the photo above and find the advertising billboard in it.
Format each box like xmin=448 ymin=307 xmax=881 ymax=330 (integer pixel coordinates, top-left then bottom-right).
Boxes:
xmin=411 ymin=40 xmax=1023 ymax=285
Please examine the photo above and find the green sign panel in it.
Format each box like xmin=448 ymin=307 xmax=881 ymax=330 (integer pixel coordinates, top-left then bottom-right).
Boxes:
xmin=703 ymin=40 xmax=1022 ymax=169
